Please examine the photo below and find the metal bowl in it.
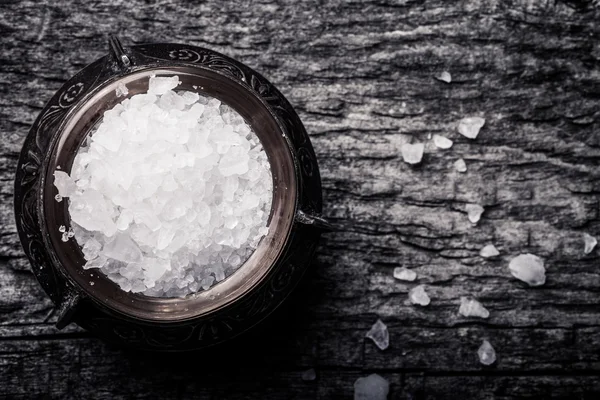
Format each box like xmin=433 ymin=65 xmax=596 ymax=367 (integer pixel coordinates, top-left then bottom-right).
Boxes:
xmin=14 ymin=37 xmax=329 ymax=351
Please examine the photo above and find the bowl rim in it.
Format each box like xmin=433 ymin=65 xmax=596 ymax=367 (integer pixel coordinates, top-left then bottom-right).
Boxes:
xmin=40 ymin=66 xmax=299 ymax=322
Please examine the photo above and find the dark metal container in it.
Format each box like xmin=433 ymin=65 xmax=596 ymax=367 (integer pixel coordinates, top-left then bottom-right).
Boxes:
xmin=14 ymin=37 xmax=329 ymax=351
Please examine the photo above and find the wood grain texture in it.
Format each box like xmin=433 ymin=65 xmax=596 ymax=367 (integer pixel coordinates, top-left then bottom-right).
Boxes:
xmin=1 ymin=0 xmax=600 ymax=398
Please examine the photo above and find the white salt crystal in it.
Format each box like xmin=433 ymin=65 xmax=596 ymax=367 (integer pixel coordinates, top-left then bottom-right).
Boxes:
xmin=55 ymin=194 xmax=63 ymax=202
xmin=59 ymin=225 xmax=66 ymax=233
xmin=409 ymin=284 xmax=430 ymax=306
xmin=478 ymin=340 xmax=496 ymax=365
xmin=54 ymin=171 xmax=77 ymax=197
xmin=354 ymin=374 xmax=389 ymax=400
xmin=509 ymin=253 xmax=546 ymax=286
xmin=393 ymin=267 xmax=416 ymax=281
xmin=458 ymin=117 xmax=485 ymax=139
xmin=466 ymin=204 xmax=484 ymax=224
xmin=454 ymin=158 xmax=467 ymax=172
xmin=401 ymin=142 xmax=424 ymax=164
xmin=56 ymin=76 xmax=272 ymax=297
xmin=436 ymin=71 xmax=452 ymax=83
xmin=301 ymin=368 xmax=316 ymax=381
xmin=459 ymin=297 xmax=490 ymax=318
xmin=148 ymin=75 xmax=180 ymax=95
xmin=61 ymin=232 xmax=69 ymax=242
xmin=584 ymin=233 xmax=597 ymax=254
xmin=365 ymin=319 xmax=389 ymax=350
xmin=115 ymin=82 xmax=129 ymax=97
xmin=433 ymin=134 xmax=453 ymax=149
xmin=480 ymin=244 xmax=499 ymax=258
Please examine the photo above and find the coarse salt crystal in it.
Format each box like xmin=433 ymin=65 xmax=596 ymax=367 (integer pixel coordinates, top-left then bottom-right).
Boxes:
xmin=466 ymin=204 xmax=484 ymax=224
xmin=436 ymin=71 xmax=452 ymax=83
xmin=365 ymin=319 xmax=389 ymax=350
xmin=409 ymin=284 xmax=430 ymax=306
xmin=354 ymin=374 xmax=389 ymax=400
xmin=433 ymin=134 xmax=453 ymax=149
xmin=508 ymin=253 xmax=546 ymax=286
xmin=393 ymin=267 xmax=417 ymax=281
xmin=454 ymin=158 xmax=467 ymax=172
xmin=401 ymin=142 xmax=424 ymax=164
xmin=458 ymin=117 xmax=485 ymax=139
xmin=480 ymin=244 xmax=500 ymax=258
xmin=478 ymin=340 xmax=496 ymax=365
xmin=459 ymin=297 xmax=490 ymax=318
xmin=583 ymin=233 xmax=597 ymax=254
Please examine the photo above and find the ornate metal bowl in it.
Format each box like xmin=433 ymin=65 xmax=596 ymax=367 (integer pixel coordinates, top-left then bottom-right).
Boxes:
xmin=14 ymin=37 xmax=329 ymax=351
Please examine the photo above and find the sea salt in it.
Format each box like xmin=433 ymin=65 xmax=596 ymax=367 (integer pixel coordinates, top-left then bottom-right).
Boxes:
xmin=354 ymin=374 xmax=389 ymax=400
xmin=436 ymin=71 xmax=452 ymax=83
xmin=55 ymin=75 xmax=272 ymax=297
xmin=454 ymin=158 xmax=467 ymax=172
xmin=401 ymin=142 xmax=424 ymax=164
xmin=509 ymin=253 xmax=546 ymax=286
xmin=115 ymin=82 xmax=129 ymax=97
xmin=393 ymin=267 xmax=417 ymax=281
xmin=478 ymin=340 xmax=496 ymax=365
xmin=480 ymin=244 xmax=500 ymax=258
xmin=466 ymin=204 xmax=484 ymax=224
xmin=458 ymin=117 xmax=485 ymax=139
xmin=459 ymin=297 xmax=490 ymax=318
xmin=433 ymin=134 xmax=453 ymax=149
xmin=409 ymin=284 xmax=430 ymax=306
xmin=584 ymin=233 xmax=597 ymax=254
xmin=366 ymin=319 xmax=389 ymax=350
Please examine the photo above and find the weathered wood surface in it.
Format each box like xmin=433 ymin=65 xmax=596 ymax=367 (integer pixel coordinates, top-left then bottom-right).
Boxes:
xmin=1 ymin=0 xmax=600 ymax=398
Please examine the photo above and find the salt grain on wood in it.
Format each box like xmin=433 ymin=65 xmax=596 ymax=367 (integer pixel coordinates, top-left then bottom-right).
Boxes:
xmin=458 ymin=117 xmax=485 ymax=139
xmin=459 ymin=297 xmax=490 ymax=318
xmin=354 ymin=374 xmax=389 ymax=400
xmin=583 ymin=233 xmax=597 ymax=254
xmin=401 ymin=142 xmax=424 ymax=164
xmin=480 ymin=244 xmax=499 ymax=258
xmin=365 ymin=319 xmax=389 ymax=350
xmin=454 ymin=158 xmax=467 ymax=172
xmin=508 ymin=253 xmax=546 ymax=286
xmin=433 ymin=134 xmax=453 ymax=149
xmin=393 ymin=267 xmax=417 ymax=281
xmin=409 ymin=284 xmax=430 ymax=306
xmin=436 ymin=71 xmax=452 ymax=83
xmin=466 ymin=204 xmax=484 ymax=224
xmin=478 ymin=340 xmax=496 ymax=365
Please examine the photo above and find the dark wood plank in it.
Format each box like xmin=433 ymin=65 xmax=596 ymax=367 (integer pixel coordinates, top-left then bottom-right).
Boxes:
xmin=1 ymin=0 xmax=599 ymax=398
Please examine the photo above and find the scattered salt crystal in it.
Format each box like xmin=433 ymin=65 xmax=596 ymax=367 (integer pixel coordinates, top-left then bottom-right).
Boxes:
xmin=354 ymin=374 xmax=389 ymax=400
xmin=480 ymin=244 xmax=499 ymax=258
xmin=56 ymin=75 xmax=272 ymax=297
xmin=393 ymin=267 xmax=416 ymax=281
xmin=301 ymin=368 xmax=316 ymax=381
xmin=466 ymin=204 xmax=484 ymax=224
xmin=584 ymin=233 xmax=597 ymax=254
xmin=115 ymin=82 xmax=129 ymax=97
xmin=459 ymin=297 xmax=490 ymax=318
xmin=59 ymin=225 xmax=66 ymax=233
xmin=433 ymin=134 xmax=453 ymax=149
xmin=509 ymin=253 xmax=546 ymax=286
xmin=89 ymin=281 xmax=95 ymax=286
xmin=478 ymin=340 xmax=496 ymax=365
xmin=365 ymin=319 xmax=389 ymax=350
xmin=61 ymin=232 xmax=69 ymax=242
xmin=458 ymin=117 xmax=485 ymax=139
xmin=401 ymin=143 xmax=424 ymax=164
xmin=55 ymin=194 xmax=63 ymax=202
xmin=454 ymin=158 xmax=467 ymax=172
xmin=436 ymin=71 xmax=452 ymax=83
xmin=409 ymin=284 xmax=430 ymax=306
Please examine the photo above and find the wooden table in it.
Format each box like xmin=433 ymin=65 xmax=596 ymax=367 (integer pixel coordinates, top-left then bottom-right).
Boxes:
xmin=1 ymin=1 xmax=599 ymax=398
